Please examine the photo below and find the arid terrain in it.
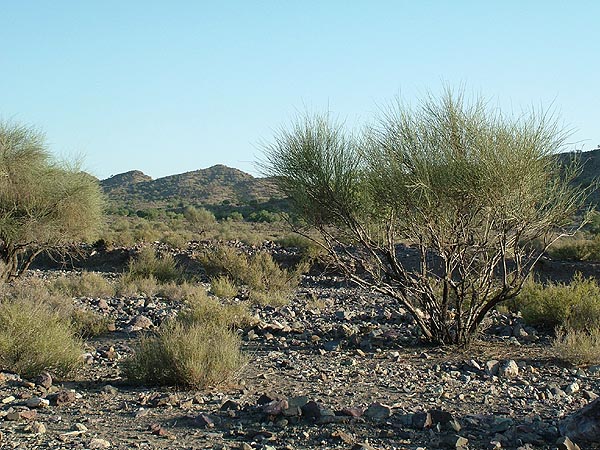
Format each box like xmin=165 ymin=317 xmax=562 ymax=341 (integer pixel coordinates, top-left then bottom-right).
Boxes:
xmin=1 ymin=243 xmax=599 ymax=450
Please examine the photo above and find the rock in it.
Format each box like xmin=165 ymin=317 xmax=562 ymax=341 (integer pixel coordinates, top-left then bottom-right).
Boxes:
xmin=29 ymin=421 xmax=46 ymax=434
xmin=262 ymin=399 xmax=289 ymax=415
xmin=559 ymin=397 xmax=600 ymax=442
xmin=128 ymin=314 xmax=153 ymax=330
xmin=53 ymin=390 xmax=77 ymax=405
xmin=26 ymin=397 xmax=50 ymax=408
xmin=194 ymin=413 xmax=215 ymax=428
xmin=149 ymin=423 xmax=168 ymax=436
xmin=102 ymin=385 xmax=118 ymax=396
xmin=35 ymin=372 xmax=53 ymax=389
xmin=340 ymin=406 xmax=363 ymax=417
xmin=485 ymin=360 xmax=500 ymax=376
xmin=220 ymin=399 xmax=241 ymax=411
xmin=1 ymin=395 xmax=15 ymax=404
xmin=88 ymin=438 xmax=111 ymax=449
xmin=498 ymin=360 xmax=519 ymax=378
xmin=583 ymin=390 xmax=599 ymax=401
xmin=429 ymin=409 xmax=461 ymax=432
xmin=565 ymin=382 xmax=580 ymax=395
xmin=323 ymin=340 xmax=341 ymax=351
xmin=19 ymin=409 xmax=37 ymax=421
xmin=364 ymin=402 xmax=393 ymax=420
xmin=556 ymin=436 xmax=581 ymax=450
xmin=331 ymin=430 xmax=355 ymax=444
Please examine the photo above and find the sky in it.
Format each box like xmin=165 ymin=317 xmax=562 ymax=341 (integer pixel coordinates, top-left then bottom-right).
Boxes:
xmin=0 ymin=1 xmax=598 ymax=180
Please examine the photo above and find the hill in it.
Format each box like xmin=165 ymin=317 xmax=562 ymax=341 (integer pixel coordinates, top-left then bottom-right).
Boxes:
xmin=101 ymin=164 xmax=282 ymax=210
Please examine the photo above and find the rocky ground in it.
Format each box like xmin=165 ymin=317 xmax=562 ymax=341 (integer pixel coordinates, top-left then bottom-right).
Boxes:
xmin=2 ymin=247 xmax=600 ymax=450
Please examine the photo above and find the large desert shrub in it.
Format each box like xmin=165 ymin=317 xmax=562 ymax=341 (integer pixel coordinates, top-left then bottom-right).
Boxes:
xmin=50 ymin=271 xmax=115 ymax=298
xmin=262 ymin=89 xmax=588 ymax=345
xmin=0 ymin=296 xmax=82 ymax=378
xmin=0 ymin=121 xmax=104 ymax=282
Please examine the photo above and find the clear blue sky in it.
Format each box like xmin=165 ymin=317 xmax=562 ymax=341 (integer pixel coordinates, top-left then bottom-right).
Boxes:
xmin=1 ymin=1 xmax=598 ymax=179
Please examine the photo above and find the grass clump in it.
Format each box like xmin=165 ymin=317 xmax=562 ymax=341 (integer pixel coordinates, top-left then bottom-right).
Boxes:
xmin=0 ymin=296 xmax=82 ymax=378
xmin=126 ymin=247 xmax=182 ymax=283
xmin=211 ymin=275 xmax=238 ymax=298
xmin=199 ymin=245 xmax=306 ymax=306
xmin=50 ymin=271 xmax=115 ymax=298
xmin=548 ymin=234 xmax=600 ymax=262
xmin=70 ymin=308 xmax=113 ymax=338
xmin=514 ymin=275 xmax=600 ymax=365
xmin=516 ymin=275 xmax=600 ymax=330
xmin=553 ymin=327 xmax=600 ymax=366
xmin=123 ymin=287 xmax=248 ymax=389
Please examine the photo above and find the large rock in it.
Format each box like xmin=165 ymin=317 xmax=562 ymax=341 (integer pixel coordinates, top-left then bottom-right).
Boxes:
xmin=559 ymin=397 xmax=600 ymax=443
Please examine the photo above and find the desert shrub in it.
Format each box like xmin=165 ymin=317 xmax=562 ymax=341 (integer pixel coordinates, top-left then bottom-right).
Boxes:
xmin=548 ymin=234 xmax=600 ymax=262
xmin=50 ymin=272 xmax=115 ymax=298
xmin=200 ymin=246 xmax=306 ymax=305
xmin=262 ymin=90 xmax=588 ymax=345
xmin=116 ymin=274 xmax=159 ymax=298
xmin=178 ymin=290 xmax=251 ymax=329
xmin=211 ymin=276 xmax=238 ymax=298
xmin=156 ymin=281 xmax=205 ymax=302
xmin=276 ymin=233 xmax=325 ymax=260
xmin=516 ymin=275 xmax=600 ymax=330
xmin=70 ymin=308 xmax=113 ymax=338
xmin=126 ymin=247 xmax=182 ymax=283
xmin=123 ymin=290 xmax=248 ymax=388
xmin=553 ymin=327 xmax=600 ymax=365
xmin=123 ymin=321 xmax=245 ymax=389
xmin=160 ymin=232 xmax=192 ymax=250
xmin=0 ymin=297 xmax=82 ymax=378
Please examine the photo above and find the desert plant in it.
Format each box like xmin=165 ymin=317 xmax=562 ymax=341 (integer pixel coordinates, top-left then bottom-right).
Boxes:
xmin=126 ymin=247 xmax=181 ymax=283
xmin=211 ymin=275 xmax=239 ymax=298
xmin=200 ymin=245 xmax=306 ymax=305
xmin=123 ymin=321 xmax=245 ymax=389
xmin=553 ymin=327 xmax=600 ymax=365
xmin=70 ymin=308 xmax=113 ymax=338
xmin=262 ymin=89 xmax=589 ymax=345
xmin=517 ymin=275 xmax=600 ymax=330
xmin=0 ymin=121 xmax=104 ymax=282
xmin=0 ymin=296 xmax=82 ymax=378
xmin=50 ymin=271 xmax=115 ymax=298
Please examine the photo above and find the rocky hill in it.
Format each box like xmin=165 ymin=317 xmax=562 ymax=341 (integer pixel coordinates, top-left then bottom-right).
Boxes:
xmin=101 ymin=164 xmax=282 ymax=208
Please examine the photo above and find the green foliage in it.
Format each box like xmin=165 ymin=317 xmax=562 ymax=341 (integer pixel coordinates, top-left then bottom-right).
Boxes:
xmin=200 ymin=245 xmax=306 ymax=306
xmin=516 ymin=275 xmax=600 ymax=330
xmin=70 ymin=308 xmax=113 ymax=339
xmin=0 ymin=295 xmax=82 ymax=378
xmin=0 ymin=121 xmax=105 ymax=282
xmin=262 ymin=89 xmax=588 ymax=345
xmin=553 ymin=327 xmax=600 ymax=365
xmin=548 ymin=234 xmax=600 ymax=262
xmin=123 ymin=290 xmax=247 ymax=389
xmin=211 ymin=275 xmax=239 ymax=298
xmin=50 ymin=271 xmax=115 ymax=298
xmin=126 ymin=247 xmax=182 ymax=283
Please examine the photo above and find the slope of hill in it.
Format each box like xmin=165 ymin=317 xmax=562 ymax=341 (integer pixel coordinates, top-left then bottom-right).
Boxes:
xmin=101 ymin=164 xmax=282 ymax=208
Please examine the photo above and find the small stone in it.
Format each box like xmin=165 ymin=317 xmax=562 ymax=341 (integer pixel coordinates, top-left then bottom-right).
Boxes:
xmin=556 ymin=436 xmax=581 ymax=450
xmin=364 ymin=402 xmax=392 ymax=420
xmin=340 ymin=406 xmax=363 ymax=417
xmin=331 ymin=430 xmax=354 ymax=444
xmin=565 ymin=382 xmax=580 ymax=395
xmin=1 ymin=395 xmax=15 ymax=404
xmin=19 ymin=409 xmax=37 ymax=421
xmin=194 ymin=413 xmax=214 ymax=428
xmin=485 ymin=360 xmax=500 ymax=376
xmin=5 ymin=410 xmax=21 ymax=421
xmin=88 ymin=438 xmax=111 ymax=449
xmin=220 ymin=399 xmax=241 ymax=411
xmin=102 ymin=385 xmax=118 ymax=396
xmin=498 ymin=360 xmax=519 ymax=378
xmin=53 ymin=390 xmax=77 ymax=405
xmin=149 ymin=423 xmax=168 ymax=436
xmin=128 ymin=315 xmax=153 ymax=330
xmin=35 ymin=372 xmax=53 ymax=389
xmin=26 ymin=397 xmax=50 ymax=408
xmin=262 ymin=399 xmax=288 ymax=415
xmin=29 ymin=421 xmax=46 ymax=434
xmin=74 ymin=423 xmax=88 ymax=432
xmin=583 ymin=390 xmax=599 ymax=401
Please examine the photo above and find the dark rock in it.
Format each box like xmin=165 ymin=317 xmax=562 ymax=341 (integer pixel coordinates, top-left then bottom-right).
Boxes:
xmin=262 ymin=399 xmax=289 ymax=415
xmin=556 ymin=436 xmax=581 ymax=450
xmin=559 ymin=397 xmax=600 ymax=443
xmin=364 ymin=402 xmax=392 ymax=420
xmin=35 ymin=372 xmax=52 ymax=389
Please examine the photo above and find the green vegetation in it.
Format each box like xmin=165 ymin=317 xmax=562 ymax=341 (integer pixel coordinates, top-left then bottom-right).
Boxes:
xmin=263 ymin=89 xmax=588 ymax=345
xmin=0 ymin=292 xmax=82 ymax=378
xmin=199 ymin=245 xmax=307 ymax=306
xmin=125 ymin=247 xmax=182 ymax=283
xmin=211 ymin=275 xmax=239 ymax=298
xmin=0 ymin=121 xmax=104 ymax=282
xmin=123 ymin=288 xmax=247 ymax=388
